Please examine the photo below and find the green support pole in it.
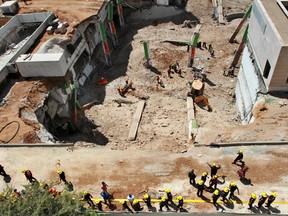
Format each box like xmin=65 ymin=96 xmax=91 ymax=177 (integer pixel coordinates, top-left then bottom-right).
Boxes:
xmin=231 ymin=25 xmax=249 ymax=67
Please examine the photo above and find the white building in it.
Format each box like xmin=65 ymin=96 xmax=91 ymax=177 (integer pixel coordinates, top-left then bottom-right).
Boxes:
xmin=235 ymin=0 xmax=288 ymax=124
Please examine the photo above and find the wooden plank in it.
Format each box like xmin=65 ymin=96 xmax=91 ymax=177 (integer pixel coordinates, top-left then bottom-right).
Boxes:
xmin=218 ymin=5 xmax=224 ymax=24
xmin=128 ymin=100 xmax=146 ymax=141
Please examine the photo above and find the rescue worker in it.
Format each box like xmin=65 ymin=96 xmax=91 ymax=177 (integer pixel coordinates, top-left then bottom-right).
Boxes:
xmin=120 ymin=200 xmax=133 ymax=213
xmin=248 ymin=193 xmax=257 ymax=209
xmin=22 ymin=170 xmax=37 ymax=183
xmin=232 ymin=150 xmax=244 ymax=164
xmin=229 ymin=182 xmax=239 ymax=200
xmin=197 ymin=180 xmax=205 ymax=197
xmin=0 ymin=164 xmax=8 ymax=177
xmin=57 ymin=170 xmax=67 ymax=184
xmin=176 ymin=195 xmax=184 ymax=212
xmin=207 ymin=163 xmax=221 ymax=177
xmin=208 ymin=175 xmax=218 ymax=189
xmin=201 ymin=171 xmax=208 ymax=184
xmin=101 ymin=191 xmax=112 ymax=205
xmin=265 ymin=192 xmax=277 ymax=208
xmin=159 ymin=196 xmax=170 ymax=211
xmin=256 ymin=192 xmax=268 ymax=209
xmin=212 ymin=189 xmax=220 ymax=206
xmin=132 ymin=200 xmax=143 ymax=211
xmin=188 ymin=169 xmax=196 ymax=185
xmin=221 ymin=187 xmax=229 ymax=202
xmin=143 ymin=193 xmax=152 ymax=208
xmin=83 ymin=191 xmax=94 ymax=207
xmin=95 ymin=200 xmax=103 ymax=211
xmin=156 ymin=76 xmax=165 ymax=88
xmin=165 ymin=188 xmax=173 ymax=203
xmin=167 ymin=65 xmax=173 ymax=78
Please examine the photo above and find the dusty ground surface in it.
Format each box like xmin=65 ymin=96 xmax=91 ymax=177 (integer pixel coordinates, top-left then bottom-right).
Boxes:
xmin=0 ymin=0 xmax=288 ymax=214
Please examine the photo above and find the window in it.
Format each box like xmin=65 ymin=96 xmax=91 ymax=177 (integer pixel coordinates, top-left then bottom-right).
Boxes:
xmin=263 ymin=60 xmax=271 ymax=79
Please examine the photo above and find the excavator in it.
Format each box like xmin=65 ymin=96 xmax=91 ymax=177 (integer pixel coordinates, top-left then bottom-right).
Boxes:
xmin=187 ymin=70 xmax=212 ymax=112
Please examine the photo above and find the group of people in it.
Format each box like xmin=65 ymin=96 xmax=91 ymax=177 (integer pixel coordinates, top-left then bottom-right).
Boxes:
xmin=188 ymin=150 xmax=277 ymax=212
xmin=0 ymin=150 xmax=279 ymax=213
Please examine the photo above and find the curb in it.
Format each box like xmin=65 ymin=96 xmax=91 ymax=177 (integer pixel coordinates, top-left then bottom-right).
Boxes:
xmin=194 ymin=141 xmax=288 ymax=147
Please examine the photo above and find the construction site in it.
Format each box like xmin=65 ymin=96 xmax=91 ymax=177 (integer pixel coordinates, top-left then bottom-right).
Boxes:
xmin=0 ymin=0 xmax=288 ymax=214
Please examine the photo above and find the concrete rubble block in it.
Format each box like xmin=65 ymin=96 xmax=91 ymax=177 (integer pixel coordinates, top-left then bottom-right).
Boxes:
xmin=49 ymin=88 xmax=68 ymax=105
xmin=57 ymin=103 xmax=70 ymax=118
xmin=46 ymin=26 xmax=54 ymax=35
xmin=46 ymin=99 xmax=59 ymax=119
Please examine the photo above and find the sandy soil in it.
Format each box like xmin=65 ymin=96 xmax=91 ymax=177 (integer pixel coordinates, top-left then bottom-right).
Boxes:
xmin=0 ymin=0 xmax=288 ymax=213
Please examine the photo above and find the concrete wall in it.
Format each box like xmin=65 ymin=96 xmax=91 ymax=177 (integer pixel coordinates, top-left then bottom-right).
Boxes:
xmin=129 ymin=5 xmax=184 ymax=21
xmin=270 ymin=46 xmax=288 ymax=91
xmin=249 ymin=0 xmax=287 ymax=91
xmin=16 ymin=53 xmax=68 ymax=77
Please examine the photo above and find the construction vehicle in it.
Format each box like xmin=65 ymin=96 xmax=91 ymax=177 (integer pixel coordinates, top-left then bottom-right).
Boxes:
xmin=187 ymin=70 xmax=212 ymax=112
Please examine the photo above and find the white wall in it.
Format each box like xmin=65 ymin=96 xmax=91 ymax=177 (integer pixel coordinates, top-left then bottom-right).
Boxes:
xmin=249 ymin=0 xmax=282 ymax=89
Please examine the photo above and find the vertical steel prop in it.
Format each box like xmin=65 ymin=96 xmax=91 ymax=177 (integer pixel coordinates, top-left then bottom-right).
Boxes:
xmin=143 ymin=41 xmax=151 ymax=67
xmin=116 ymin=0 xmax=124 ymax=27
xmin=98 ymin=21 xmax=112 ymax=66
xmin=108 ymin=1 xmax=119 ymax=47
xmin=188 ymin=31 xmax=199 ymax=67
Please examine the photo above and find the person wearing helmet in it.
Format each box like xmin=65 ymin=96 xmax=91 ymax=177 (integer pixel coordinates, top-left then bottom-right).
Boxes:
xmin=232 ymin=150 xmax=244 ymax=165
xmin=165 ymin=188 xmax=173 ymax=203
xmin=221 ymin=187 xmax=229 ymax=202
xmin=207 ymin=163 xmax=221 ymax=177
xmin=256 ymin=192 xmax=268 ymax=209
xmin=127 ymin=194 xmax=135 ymax=205
xmin=229 ymin=182 xmax=239 ymax=200
xmin=188 ymin=169 xmax=196 ymax=185
xmin=265 ymin=192 xmax=277 ymax=208
xmin=95 ymin=199 xmax=103 ymax=211
xmin=120 ymin=200 xmax=133 ymax=213
xmin=57 ymin=170 xmax=67 ymax=184
xmin=248 ymin=193 xmax=257 ymax=209
xmin=176 ymin=195 xmax=184 ymax=212
xmin=22 ymin=169 xmax=37 ymax=183
xmin=143 ymin=193 xmax=152 ymax=208
xmin=83 ymin=191 xmax=94 ymax=207
xmin=201 ymin=171 xmax=209 ymax=184
xmin=208 ymin=175 xmax=218 ymax=190
xmin=159 ymin=196 xmax=170 ymax=211
xmin=132 ymin=200 xmax=143 ymax=211
xmin=197 ymin=180 xmax=205 ymax=197
xmin=212 ymin=189 xmax=220 ymax=206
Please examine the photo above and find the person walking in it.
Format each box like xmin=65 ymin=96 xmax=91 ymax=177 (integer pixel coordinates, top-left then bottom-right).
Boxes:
xmin=229 ymin=182 xmax=239 ymax=200
xmin=120 ymin=200 xmax=133 ymax=213
xmin=232 ymin=150 xmax=244 ymax=164
xmin=143 ymin=193 xmax=152 ymax=208
xmin=83 ymin=191 xmax=94 ymax=207
xmin=237 ymin=166 xmax=249 ymax=179
xmin=201 ymin=171 xmax=208 ymax=184
xmin=207 ymin=163 xmax=221 ymax=177
xmin=197 ymin=180 xmax=205 ymax=197
xmin=256 ymin=192 xmax=268 ymax=209
xmin=95 ymin=200 xmax=103 ymax=211
xmin=212 ymin=189 xmax=220 ymax=206
xmin=208 ymin=175 xmax=218 ymax=189
xmin=22 ymin=170 xmax=37 ymax=183
xmin=132 ymin=200 xmax=143 ymax=211
xmin=188 ymin=169 xmax=196 ymax=185
xmin=176 ymin=195 xmax=184 ymax=212
xmin=248 ymin=193 xmax=257 ymax=209
xmin=165 ymin=188 xmax=173 ymax=203
xmin=57 ymin=170 xmax=67 ymax=184
xmin=221 ymin=187 xmax=229 ymax=202
xmin=159 ymin=196 xmax=170 ymax=211
xmin=101 ymin=182 xmax=108 ymax=192
xmin=0 ymin=164 xmax=8 ymax=177
xmin=127 ymin=194 xmax=135 ymax=205
xmin=101 ymin=191 xmax=112 ymax=205
xmin=265 ymin=192 xmax=277 ymax=208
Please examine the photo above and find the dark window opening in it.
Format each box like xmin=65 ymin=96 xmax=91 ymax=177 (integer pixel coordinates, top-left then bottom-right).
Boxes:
xmin=286 ymin=77 xmax=288 ymax=83
xmin=263 ymin=60 xmax=271 ymax=79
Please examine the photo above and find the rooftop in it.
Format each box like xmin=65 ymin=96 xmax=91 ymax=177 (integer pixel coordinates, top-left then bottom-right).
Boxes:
xmin=260 ymin=0 xmax=288 ymax=45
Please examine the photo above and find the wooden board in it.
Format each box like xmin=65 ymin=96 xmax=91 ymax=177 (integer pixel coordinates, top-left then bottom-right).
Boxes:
xmin=128 ymin=100 xmax=146 ymax=141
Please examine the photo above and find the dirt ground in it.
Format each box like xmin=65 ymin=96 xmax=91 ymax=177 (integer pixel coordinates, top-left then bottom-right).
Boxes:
xmin=0 ymin=0 xmax=288 ymax=213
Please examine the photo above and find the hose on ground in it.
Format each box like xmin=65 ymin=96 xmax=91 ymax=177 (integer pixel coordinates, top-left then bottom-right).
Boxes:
xmin=0 ymin=121 xmax=20 ymax=144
